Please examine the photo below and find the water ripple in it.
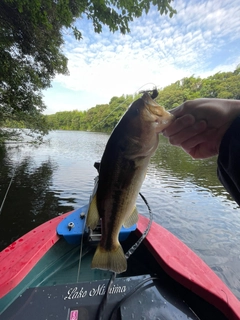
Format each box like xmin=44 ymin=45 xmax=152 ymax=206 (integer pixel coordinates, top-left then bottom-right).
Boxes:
xmin=0 ymin=131 xmax=239 ymax=299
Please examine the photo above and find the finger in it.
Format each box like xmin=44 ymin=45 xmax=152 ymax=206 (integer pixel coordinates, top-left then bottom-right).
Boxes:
xmin=168 ymin=120 xmax=207 ymax=146
xmin=181 ymin=126 xmax=215 ymax=151
xmin=168 ymin=102 xmax=193 ymax=118
xmin=163 ymin=114 xmax=195 ymax=137
xmin=184 ymin=147 xmax=203 ymax=160
xmin=167 ymin=106 xmax=181 ymax=115
xmin=169 ymin=106 xmax=185 ymax=117
xmin=168 ymin=99 xmax=203 ymax=119
xmin=185 ymin=143 xmax=217 ymax=159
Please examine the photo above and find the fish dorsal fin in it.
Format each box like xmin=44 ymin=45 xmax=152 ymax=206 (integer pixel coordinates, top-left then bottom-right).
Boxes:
xmin=123 ymin=206 xmax=139 ymax=228
xmin=86 ymin=194 xmax=100 ymax=230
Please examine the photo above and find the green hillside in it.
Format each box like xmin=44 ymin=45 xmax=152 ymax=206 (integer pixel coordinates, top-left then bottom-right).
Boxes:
xmin=45 ymin=65 xmax=240 ymax=133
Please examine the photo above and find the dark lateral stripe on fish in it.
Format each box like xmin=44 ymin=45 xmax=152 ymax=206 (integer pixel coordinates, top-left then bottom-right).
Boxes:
xmin=97 ymin=158 xmax=136 ymax=203
xmin=99 ymin=190 xmax=124 ymax=251
xmin=87 ymin=93 xmax=174 ymax=273
xmin=97 ymin=157 xmax=138 ymax=251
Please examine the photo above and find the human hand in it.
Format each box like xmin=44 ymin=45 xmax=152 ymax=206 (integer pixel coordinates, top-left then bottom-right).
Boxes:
xmin=163 ymin=99 xmax=240 ymax=159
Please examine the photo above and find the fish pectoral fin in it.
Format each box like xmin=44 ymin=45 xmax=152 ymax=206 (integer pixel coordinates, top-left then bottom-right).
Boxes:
xmin=123 ymin=206 xmax=139 ymax=228
xmin=91 ymin=243 xmax=127 ymax=274
xmin=86 ymin=194 xmax=100 ymax=230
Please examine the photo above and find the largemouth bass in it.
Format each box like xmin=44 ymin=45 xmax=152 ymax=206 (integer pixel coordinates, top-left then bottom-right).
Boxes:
xmin=86 ymin=92 xmax=173 ymax=273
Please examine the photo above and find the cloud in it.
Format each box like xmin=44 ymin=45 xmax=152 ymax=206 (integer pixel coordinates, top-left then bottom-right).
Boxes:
xmin=43 ymin=0 xmax=240 ymax=113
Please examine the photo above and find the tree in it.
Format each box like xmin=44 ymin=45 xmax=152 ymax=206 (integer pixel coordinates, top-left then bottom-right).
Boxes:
xmin=200 ymin=66 xmax=240 ymax=99
xmin=0 ymin=0 xmax=176 ymax=142
xmin=45 ymin=66 xmax=240 ymax=133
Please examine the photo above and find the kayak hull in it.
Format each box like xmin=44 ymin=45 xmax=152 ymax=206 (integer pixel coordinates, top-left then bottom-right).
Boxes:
xmin=0 ymin=206 xmax=239 ymax=319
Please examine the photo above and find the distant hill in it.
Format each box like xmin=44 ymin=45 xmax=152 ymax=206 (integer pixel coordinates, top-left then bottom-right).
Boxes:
xmin=45 ymin=65 xmax=239 ymax=133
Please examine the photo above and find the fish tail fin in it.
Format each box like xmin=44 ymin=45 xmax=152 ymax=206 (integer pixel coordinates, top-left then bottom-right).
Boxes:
xmin=91 ymin=243 xmax=127 ymax=274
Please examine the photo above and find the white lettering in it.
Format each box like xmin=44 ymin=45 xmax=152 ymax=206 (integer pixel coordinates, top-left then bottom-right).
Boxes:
xmin=109 ymin=285 xmax=126 ymax=294
xmin=63 ymin=284 xmax=127 ymax=300
xmin=89 ymin=284 xmax=106 ymax=297
xmin=64 ymin=287 xmax=87 ymax=300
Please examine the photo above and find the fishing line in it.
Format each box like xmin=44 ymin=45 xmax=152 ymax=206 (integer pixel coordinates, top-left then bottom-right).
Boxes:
xmin=125 ymin=192 xmax=153 ymax=260
xmin=77 ymin=175 xmax=99 ymax=282
xmin=90 ymin=96 xmax=133 ymax=132
xmin=108 ymin=276 xmax=159 ymax=320
xmin=0 ymin=174 xmax=15 ymax=215
xmin=88 ymin=83 xmax=157 ymax=132
xmin=96 ymin=272 xmax=116 ymax=320
xmin=76 ymin=213 xmax=87 ymax=283
xmin=0 ymin=148 xmax=21 ymax=215
xmin=93 ymin=88 xmax=156 ymax=318
xmin=37 ymin=245 xmax=90 ymax=287
xmin=97 ymin=192 xmax=153 ymax=320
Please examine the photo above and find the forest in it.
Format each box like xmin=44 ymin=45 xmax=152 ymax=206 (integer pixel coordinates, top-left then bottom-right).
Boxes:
xmin=45 ymin=66 xmax=240 ymax=133
xmin=0 ymin=0 xmax=176 ymax=143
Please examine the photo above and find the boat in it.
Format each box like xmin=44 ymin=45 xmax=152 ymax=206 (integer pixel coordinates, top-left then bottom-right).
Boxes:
xmin=0 ymin=203 xmax=240 ymax=320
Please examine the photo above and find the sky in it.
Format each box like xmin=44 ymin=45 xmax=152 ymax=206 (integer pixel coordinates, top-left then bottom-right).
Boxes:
xmin=43 ymin=0 xmax=240 ymax=115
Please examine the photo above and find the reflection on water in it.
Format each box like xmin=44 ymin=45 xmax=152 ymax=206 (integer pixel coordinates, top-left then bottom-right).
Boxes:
xmin=0 ymin=131 xmax=239 ymax=299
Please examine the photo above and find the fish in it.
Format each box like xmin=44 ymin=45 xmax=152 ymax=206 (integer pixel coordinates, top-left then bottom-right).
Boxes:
xmin=86 ymin=92 xmax=174 ymax=273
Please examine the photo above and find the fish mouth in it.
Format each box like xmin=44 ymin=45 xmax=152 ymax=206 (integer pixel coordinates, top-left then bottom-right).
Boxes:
xmin=141 ymin=92 xmax=174 ymax=130
xmin=141 ymin=92 xmax=157 ymax=105
xmin=141 ymin=93 xmax=172 ymax=117
xmin=142 ymin=93 xmax=163 ymax=115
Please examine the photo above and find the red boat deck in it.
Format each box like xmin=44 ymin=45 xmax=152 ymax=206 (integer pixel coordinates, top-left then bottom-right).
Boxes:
xmin=0 ymin=212 xmax=239 ymax=319
xmin=0 ymin=211 xmax=72 ymax=298
xmin=137 ymin=215 xmax=240 ymax=320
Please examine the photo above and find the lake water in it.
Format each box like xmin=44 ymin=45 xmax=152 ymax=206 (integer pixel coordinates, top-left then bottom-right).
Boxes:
xmin=0 ymin=130 xmax=239 ymax=300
